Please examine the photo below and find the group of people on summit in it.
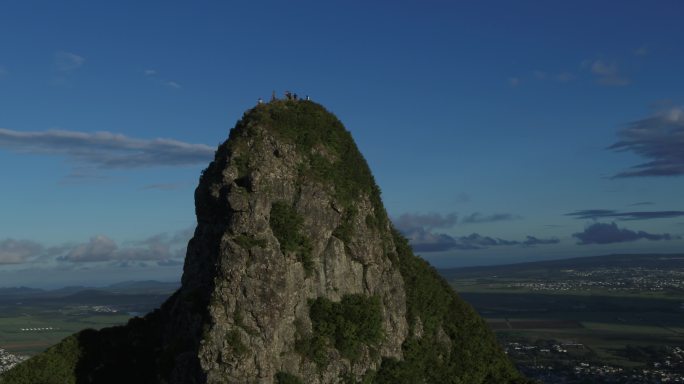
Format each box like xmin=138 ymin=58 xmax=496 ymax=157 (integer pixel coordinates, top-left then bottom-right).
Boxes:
xmin=257 ymin=91 xmax=310 ymax=105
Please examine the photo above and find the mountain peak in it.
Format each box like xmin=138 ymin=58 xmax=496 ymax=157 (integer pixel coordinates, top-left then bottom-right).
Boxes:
xmin=217 ymin=99 xmax=384 ymax=220
xmin=2 ymin=101 xmax=528 ymax=384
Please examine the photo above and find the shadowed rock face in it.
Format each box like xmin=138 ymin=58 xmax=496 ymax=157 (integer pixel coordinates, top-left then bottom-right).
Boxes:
xmin=1 ymin=101 xmax=528 ymax=384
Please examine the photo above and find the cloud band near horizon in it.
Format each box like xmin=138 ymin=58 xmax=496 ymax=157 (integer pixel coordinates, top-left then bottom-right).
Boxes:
xmin=399 ymin=227 xmax=560 ymax=253
xmin=0 ymin=228 xmax=193 ymax=266
xmin=566 ymin=209 xmax=684 ymax=221
xmin=572 ymin=222 xmax=676 ymax=245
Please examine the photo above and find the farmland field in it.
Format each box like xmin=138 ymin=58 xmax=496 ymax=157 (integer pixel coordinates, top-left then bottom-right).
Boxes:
xmin=0 ymin=308 xmax=133 ymax=355
xmin=442 ymin=254 xmax=684 ymax=382
xmin=0 ymin=281 xmax=177 ymax=356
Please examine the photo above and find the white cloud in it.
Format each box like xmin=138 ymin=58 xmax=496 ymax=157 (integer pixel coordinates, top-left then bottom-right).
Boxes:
xmin=0 ymin=228 xmax=193 ymax=266
xmin=394 ymin=212 xmax=459 ymax=232
xmin=59 ymin=229 xmax=192 ymax=263
xmin=0 ymin=239 xmax=43 ymax=264
xmin=583 ymin=58 xmax=630 ymax=86
xmin=0 ymin=128 xmax=214 ymax=170
xmin=398 ymin=227 xmax=557 ymax=253
xmin=165 ymin=81 xmax=182 ymax=89
xmin=62 ymin=235 xmax=118 ymax=262
xmin=508 ymin=77 xmax=520 ymax=87
xmin=590 ymin=60 xmax=618 ymax=76
xmin=53 ymin=228 xmax=193 ymax=263
xmin=54 ymin=51 xmax=85 ymax=72
xmin=461 ymin=212 xmax=521 ymax=224
xmin=610 ymin=106 xmax=684 ymax=177
xmin=143 ymin=69 xmax=182 ymax=90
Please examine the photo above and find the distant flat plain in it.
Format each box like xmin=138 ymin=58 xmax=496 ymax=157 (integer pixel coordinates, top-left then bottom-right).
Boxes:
xmin=2 ymin=254 xmax=682 ymax=370
xmin=0 ymin=281 xmax=178 ymax=355
xmin=441 ymin=254 xmax=684 ymax=368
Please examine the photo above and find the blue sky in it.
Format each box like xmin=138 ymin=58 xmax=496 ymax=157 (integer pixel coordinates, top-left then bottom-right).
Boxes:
xmin=1 ymin=1 xmax=683 ymax=287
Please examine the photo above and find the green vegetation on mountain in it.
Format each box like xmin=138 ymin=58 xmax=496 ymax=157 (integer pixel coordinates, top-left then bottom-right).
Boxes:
xmin=275 ymin=371 xmax=304 ymax=384
xmin=228 ymin=100 xmax=388 ymax=241
xmin=246 ymin=101 xmax=382 ymax=206
xmin=269 ymin=201 xmax=314 ymax=274
xmin=299 ymin=294 xmax=383 ymax=364
xmin=373 ymin=230 xmax=527 ymax=384
xmin=224 ymin=330 xmax=248 ymax=357
xmin=0 ymin=334 xmax=81 ymax=384
xmin=233 ymin=234 xmax=267 ymax=249
xmin=0 ymin=315 xmax=161 ymax=384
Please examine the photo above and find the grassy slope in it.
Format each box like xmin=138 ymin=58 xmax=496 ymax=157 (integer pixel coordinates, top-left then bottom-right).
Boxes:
xmin=372 ymin=230 xmax=528 ymax=384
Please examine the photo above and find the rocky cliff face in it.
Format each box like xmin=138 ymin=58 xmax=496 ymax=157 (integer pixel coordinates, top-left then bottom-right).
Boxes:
xmin=170 ymin=100 xmax=409 ymax=383
xmin=1 ymin=101 xmax=528 ymax=384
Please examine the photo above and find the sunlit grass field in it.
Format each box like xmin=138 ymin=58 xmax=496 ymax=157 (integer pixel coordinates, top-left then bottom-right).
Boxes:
xmin=0 ymin=306 xmax=133 ymax=355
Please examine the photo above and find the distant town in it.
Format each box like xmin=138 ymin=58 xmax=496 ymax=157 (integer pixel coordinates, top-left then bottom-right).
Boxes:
xmin=442 ymin=253 xmax=684 ymax=384
xmin=506 ymin=340 xmax=684 ymax=383
xmin=506 ymin=267 xmax=684 ymax=293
